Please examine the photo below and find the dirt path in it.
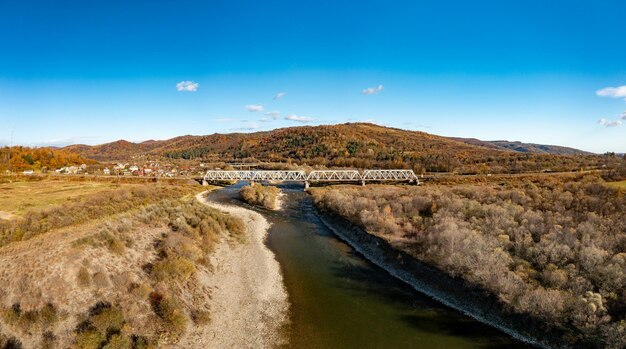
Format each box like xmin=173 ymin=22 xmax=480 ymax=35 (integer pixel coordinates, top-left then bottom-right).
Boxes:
xmin=182 ymin=191 xmax=289 ymax=348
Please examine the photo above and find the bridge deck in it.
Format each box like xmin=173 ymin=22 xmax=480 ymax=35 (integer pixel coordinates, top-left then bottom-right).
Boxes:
xmin=203 ymin=169 xmax=420 ymax=185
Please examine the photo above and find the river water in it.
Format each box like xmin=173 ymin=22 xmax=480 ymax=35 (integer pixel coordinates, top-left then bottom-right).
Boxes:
xmin=208 ymin=183 xmax=533 ymax=349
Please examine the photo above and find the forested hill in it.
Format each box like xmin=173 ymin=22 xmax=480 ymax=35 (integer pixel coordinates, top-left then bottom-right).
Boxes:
xmin=0 ymin=146 xmax=94 ymax=172
xmin=63 ymin=123 xmax=601 ymax=174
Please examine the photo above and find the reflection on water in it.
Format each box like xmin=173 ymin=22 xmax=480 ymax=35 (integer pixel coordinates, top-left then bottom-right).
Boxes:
xmin=208 ymin=183 xmax=533 ymax=349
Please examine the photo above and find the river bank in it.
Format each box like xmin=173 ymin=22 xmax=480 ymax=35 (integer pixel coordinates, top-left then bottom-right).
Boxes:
xmin=315 ymin=210 xmax=561 ymax=349
xmin=189 ymin=191 xmax=289 ymax=348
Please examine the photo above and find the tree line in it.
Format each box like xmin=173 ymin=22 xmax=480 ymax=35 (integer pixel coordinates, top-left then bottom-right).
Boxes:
xmin=0 ymin=146 xmax=92 ymax=172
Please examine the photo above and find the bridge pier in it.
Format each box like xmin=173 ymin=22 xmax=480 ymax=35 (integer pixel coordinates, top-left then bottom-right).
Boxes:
xmin=304 ymin=181 xmax=310 ymax=190
xmin=361 ymin=180 xmax=365 ymax=186
xmin=202 ymin=179 xmax=208 ymax=186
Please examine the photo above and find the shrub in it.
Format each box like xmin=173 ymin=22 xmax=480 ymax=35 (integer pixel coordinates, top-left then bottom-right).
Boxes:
xmin=106 ymin=235 xmax=126 ymax=255
xmin=240 ymin=184 xmax=280 ymax=210
xmin=149 ymin=292 xmax=188 ymax=337
xmin=151 ymin=256 xmax=196 ymax=283
xmin=191 ymin=309 xmax=211 ymax=325
xmin=0 ymin=333 xmax=22 ymax=349
xmin=40 ymin=331 xmax=56 ymax=349
xmin=130 ymin=283 xmax=153 ymax=299
xmin=77 ymin=267 xmax=91 ymax=288
xmin=74 ymin=302 xmax=132 ymax=349
xmin=74 ymin=331 xmax=104 ymax=349
xmin=39 ymin=303 xmax=58 ymax=327
xmin=1 ymin=303 xmax=59 ymax=334
xmin=102 ymin=334 xmax=131 ymax=349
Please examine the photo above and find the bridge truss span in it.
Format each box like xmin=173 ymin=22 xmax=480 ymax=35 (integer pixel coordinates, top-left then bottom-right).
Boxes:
xmin=362 ymin=169 xmax=418 ymax=182
xmin=306 ymin=170 xmax=362 ymax=182
xmin=203 ymin=169 xmax=420 ymax=187
xmin=251 ymin=170 xmax=307 ymax=181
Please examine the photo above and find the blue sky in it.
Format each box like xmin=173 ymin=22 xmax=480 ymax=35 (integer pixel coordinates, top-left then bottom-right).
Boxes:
xmin=1 ymin=0 xmax=625 ymax=153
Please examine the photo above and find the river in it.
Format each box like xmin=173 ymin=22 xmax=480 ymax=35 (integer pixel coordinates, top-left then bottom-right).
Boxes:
xmin=208 ymin=183 xmax=533 ymax=349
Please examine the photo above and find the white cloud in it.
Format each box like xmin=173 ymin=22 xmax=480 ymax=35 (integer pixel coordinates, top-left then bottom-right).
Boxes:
xmin=598 ymin=118 xmax=623 ymax=127
xmin=273 ymin=92 xmax=286 ymax=100
xmin=265 ymin=111 xmax=280 ymax=119
xmin=621 ymin=111 xmax=626 ymax=120
xmin=176 ymin=81 xmax=199 ymax=92
xmin=245 ymin=104 xmax=264 ymax=112
xmin=596 ymin=86 xmax=626 ymax=99
xmin=361 ymin=84 xmax=384 ymax=95
xmin=285 ymin=114 xmax=313 ymax=123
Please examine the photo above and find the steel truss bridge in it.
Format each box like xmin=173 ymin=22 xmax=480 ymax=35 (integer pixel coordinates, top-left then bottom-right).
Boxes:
xmin=203 ymin=169 xmax=420 ymax=188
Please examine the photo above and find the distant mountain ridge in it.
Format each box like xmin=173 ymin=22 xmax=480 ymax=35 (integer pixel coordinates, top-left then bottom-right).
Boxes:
xmin=449 ymin=137 xmax=591 ymax=155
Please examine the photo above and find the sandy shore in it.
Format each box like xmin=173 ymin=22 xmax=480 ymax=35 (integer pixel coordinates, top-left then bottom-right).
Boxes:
xmin=185 ymin=191 xmax=289 ymax=349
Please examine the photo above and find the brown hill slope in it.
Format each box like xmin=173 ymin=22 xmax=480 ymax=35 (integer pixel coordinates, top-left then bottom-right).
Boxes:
xmin=64 ymin=123 xmax=601 ymax=174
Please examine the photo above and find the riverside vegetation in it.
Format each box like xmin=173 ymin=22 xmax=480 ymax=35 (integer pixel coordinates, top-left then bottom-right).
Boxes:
xmin=311 ymin=175 xmax=626 ymax=348
xmin=0 ymin=179 xmax=245 ymax=348
xmin=239 ymin=184 xmax=280 ymax=210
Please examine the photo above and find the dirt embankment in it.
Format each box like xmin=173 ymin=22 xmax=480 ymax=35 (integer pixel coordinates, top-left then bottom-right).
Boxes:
xmin=316 ymin=211 xmax=560 ymax=349
xmin=188 ymin=192 xmax=289 ymax=348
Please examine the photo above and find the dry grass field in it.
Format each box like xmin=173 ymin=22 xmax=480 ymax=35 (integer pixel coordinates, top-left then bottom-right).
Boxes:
xmin=0 ymin=178 xmax=203 ymax=248
xmin=0 ymin=180 xmax=122 ymax=219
